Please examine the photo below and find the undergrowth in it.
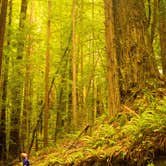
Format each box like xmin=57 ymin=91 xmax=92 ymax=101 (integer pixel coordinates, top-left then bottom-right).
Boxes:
xmin=32 ymin=88 xmax=166 ymax=166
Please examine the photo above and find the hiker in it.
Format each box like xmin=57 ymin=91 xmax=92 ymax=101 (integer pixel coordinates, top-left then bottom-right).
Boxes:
xmin=21 ymin=153 xmax=30 ymax=166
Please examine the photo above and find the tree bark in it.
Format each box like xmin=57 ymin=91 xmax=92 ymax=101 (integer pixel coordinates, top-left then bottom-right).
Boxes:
xmin=0 ymin=1 xmax=8 ymax=162
xmin=159 ymin=0 xmax=166 ymax=76
xmin=0 ymin=0 xmax=8 ymax=76
xmin=104 ymin=0 xmax=120 ymax=117
xmin=79 ymin=0 xmax=85 ymax=127
xmin=44 ymin=0 xmax=51 ymax=147
xmin=150 ymin=0 xmax=158 ymax=44
xmin=22 ymin=1 xmax=34 ymax=152
xmin=114 ymin=0 xmax=158 ymax=96
xmin=72 ymin=0 xmax=77 ymax=128
xmin=89 ymin=0 xmax=96 ymax=135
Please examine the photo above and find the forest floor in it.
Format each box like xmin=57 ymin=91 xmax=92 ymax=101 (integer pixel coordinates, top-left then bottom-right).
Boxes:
xmin=15 ymin=86 xmax=166 ymax=166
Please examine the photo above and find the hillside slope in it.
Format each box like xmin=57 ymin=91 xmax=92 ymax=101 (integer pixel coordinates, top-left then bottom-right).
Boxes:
xmin=29 ymin=88 xmax=166 ymax=166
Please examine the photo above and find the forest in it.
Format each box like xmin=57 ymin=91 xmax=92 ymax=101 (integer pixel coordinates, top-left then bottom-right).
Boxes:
xmin=0 ymin=0 xmax=166 ymax=165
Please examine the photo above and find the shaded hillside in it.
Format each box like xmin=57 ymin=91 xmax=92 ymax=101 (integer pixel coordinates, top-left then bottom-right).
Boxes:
xmin=28 ymin=87 xmax=166 ymax=166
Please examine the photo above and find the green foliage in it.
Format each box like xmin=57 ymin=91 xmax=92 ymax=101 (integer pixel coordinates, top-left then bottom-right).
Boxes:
xmin=65 ymin=151 xmax=85 ymax=164
xmin=91 ymin=124 xmax=115 ymax=148
xmin=117 ymin=91 xmax=166 ymax=164
xmin=70 ymin=90 xmax=166 ymax=165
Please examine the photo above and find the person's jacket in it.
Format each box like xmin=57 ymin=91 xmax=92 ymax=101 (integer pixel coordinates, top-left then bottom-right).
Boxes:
xmin=23 ymin=158 xmax=30 ymax=166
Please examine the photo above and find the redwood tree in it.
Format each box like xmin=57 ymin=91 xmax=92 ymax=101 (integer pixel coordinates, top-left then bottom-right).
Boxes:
xmin=0 ymin=0 xmax=8 ymax=163
xmin=44 ymin=0 xmax=51 ymax=147
xmin=72 ymin=0 xmax=78 ymax=128
xmin=23 ymin=0 xmax=34 ymax=152
xmin=114 ymin=0 xmax=159 ymax=96
xmin=104 ymin=0 xmax=120 ymax=117
xmin=159 ymin=0 xmax=166 ymax=76
xmin=0 ymin=0 xmax=8 ymax=76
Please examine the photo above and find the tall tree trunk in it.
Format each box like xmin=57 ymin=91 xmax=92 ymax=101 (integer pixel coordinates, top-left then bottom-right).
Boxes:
xmin=114 ymin=0 xmax=158 ymax=97
xmin=104 ymin=0 xmax=120 ymax=117
xmin=92 ymin=0 xmax=95 ymax=123
xmin=9 ymin=0 xmax=28 ymax=159
xmin=159 ymin=0 xmax=166 ymax=76
xmin=78 ymin=0 xmax=87 ymax=128
xmin=72 ymin=0 xmax=77 ymax=128
xmin=0 ymin=0 xmax=8 ymax=77
xmin=89 ymin=0 xmax=96 ymax=135
xmin=44 ymin=0 xmax=51 ymax=147
xmin=0 ymin=0 xmax=8 ymax=162
xmin=66 ymin=54 xmax=72 ymax=133
xmin=80 ymin=0 xmax=83 ymax=123
xmin=23 ymin=1 xmax=34 ymax=152
xmin=0 ymin=0 xmax=12 ymax=163
xmin=150 ymin=0 xmax=158 ymax=44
